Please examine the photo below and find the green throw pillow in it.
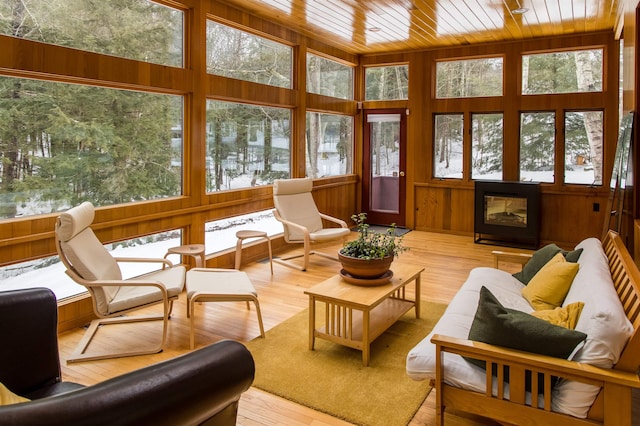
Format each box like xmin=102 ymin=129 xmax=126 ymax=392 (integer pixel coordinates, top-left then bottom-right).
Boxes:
xmin=466 ymin=286 xmax=587 ymax=392
xmin=512 ymin=244 xmax=583 ymax=284
xmin=563 ymin=247 xmax=584 ymax=263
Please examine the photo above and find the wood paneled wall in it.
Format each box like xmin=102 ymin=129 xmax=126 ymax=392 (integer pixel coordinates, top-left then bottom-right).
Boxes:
xmin=363 ymin=31 xmax=619 ymax=247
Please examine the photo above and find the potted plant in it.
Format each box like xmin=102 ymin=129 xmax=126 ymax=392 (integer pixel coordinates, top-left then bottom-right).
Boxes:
xmin=338 ymin=213 xmax=407 ymax=280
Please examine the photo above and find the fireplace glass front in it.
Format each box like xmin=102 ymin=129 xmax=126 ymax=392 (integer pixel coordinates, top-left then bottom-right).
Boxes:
xmin=474 ymin=181 xmax=540 ymax=248
xmin=484 ymin=195 xmax=527 ymax=228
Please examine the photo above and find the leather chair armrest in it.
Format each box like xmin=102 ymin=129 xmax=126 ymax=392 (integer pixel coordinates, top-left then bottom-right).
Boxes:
xmin=0 ymin=340 xmax=255 ymax=426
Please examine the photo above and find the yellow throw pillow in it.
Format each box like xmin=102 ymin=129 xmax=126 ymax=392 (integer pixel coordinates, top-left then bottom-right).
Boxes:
xmin=531 ymin=302 xmax=585 ymax=329
xmin=522 ymin=253 xmax=579 ymax=311
xmin=0 ymin=382 xmax=29 ymax=406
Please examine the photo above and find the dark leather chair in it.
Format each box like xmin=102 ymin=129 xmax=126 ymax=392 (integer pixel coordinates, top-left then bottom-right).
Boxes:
xmin=0 ymin=288 xmax=255 ymax=425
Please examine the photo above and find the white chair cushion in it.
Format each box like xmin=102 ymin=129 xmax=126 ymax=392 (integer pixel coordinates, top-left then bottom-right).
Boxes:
xmin=186 ymin=269 xmax=257 ymax=298
xmin=273 ymin=178 xmax=324 ymax=241
xmin=108 ymin=266 xmax=186 ymax=314
xmin=309 ymin=228 xmax=351 ymax=241
xmin=56 ymin=201 xmax=95 ymax=242
xmin=60 ymin=228 xmax=122 ymax=315
xmin=273 ymin=177 xmax=313 ymax=195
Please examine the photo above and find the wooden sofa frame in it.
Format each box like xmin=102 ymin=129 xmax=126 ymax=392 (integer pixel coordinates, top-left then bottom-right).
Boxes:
xmin=431 ymin=230 xmax=640 ymax=426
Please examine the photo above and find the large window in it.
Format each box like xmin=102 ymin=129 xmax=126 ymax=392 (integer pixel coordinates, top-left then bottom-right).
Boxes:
xmin=519 ymin=112 xmax=556 ymax=183
xmin=204 ymin=210 xmax=281 ymax=256
xmin=433 ymin=114 xmax=463 ymax=179
xmin=306 ymin=53 xmax=353 ymax=100
xmin=0 ymin=0 xmax=183 ymax=67
xmin=435 ymin=57 xmax=503 ymax=98
xmin=0 ymin=76 xmax=183 ymax=219
xmin=206 ymin=20 xmax=292 ymax=88
xmin=306 ymin=112 xmax=353 ymax=178
xmin=565 ymin=111 xmax=603 ymax=185
xmin=205 ymin=101 xmax=291 ymax=192
xmin=472 ymin=113 xmax=504 ymax=180
xmin=522 ymin=49 xmax=603 ymax=95
xmin=365 ymin=65 xmax=409 ymax=100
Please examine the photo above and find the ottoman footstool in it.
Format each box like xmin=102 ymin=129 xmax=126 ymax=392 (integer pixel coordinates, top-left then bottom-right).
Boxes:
xmin=186 ymin=268 xmax=265 ymax=349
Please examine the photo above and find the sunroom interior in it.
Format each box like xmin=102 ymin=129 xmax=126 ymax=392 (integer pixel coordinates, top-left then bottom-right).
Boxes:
xmin=1 ymin=0 xmax=640 ymax=424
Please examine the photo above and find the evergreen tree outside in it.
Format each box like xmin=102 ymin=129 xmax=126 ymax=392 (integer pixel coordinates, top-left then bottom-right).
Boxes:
xmin=0 ymin=0 xmax=183 ymax=67
xmin=0 ymin=0 xmax=184 ymax=219
xmin=519 ymin=112 xmax=555 ymax=182
xmin=0 ymin=77 xmax=182 ymax=219
xmin=521 ymin=49 xmax=603 ymax=184
xmin=472 ymin=113 xmax=503 ymax=180
xmin=434 ymin=50 xmax=604 ymax=184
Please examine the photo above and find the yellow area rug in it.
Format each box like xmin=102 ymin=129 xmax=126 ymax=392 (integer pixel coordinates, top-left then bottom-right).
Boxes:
xmin=244 ymin=300 xmax=446 ymax=426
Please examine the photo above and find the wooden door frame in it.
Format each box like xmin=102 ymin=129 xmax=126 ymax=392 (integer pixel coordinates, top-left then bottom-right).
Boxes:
xmin=362 ymin=108 xmax=407 ymax=227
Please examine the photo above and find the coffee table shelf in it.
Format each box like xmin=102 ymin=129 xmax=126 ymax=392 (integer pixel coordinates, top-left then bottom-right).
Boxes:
xmin=316 ymin=297 xmax=415 ymax=348
xmin=305 ymin=263 xmax=423 ymax=366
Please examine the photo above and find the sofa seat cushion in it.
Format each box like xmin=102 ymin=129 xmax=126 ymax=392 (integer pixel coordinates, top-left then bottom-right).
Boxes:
xmin=406 ymin=266 xmax=528 ymax=389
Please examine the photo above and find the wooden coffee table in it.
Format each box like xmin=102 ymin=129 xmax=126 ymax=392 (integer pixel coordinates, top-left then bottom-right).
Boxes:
xmin=304 ymin=263 xmax=423 ymax=366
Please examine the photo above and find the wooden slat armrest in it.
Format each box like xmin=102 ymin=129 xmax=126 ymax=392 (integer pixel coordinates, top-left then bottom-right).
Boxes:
xmin=431 ymin=334 xmax=640 ymax=388
xmin=491 ymin=250 xmax=532 ymax=269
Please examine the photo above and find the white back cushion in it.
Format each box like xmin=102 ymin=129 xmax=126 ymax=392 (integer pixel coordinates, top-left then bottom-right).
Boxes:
xmin=273 ymin=178 xmax=323 ymax=241
xmin=57 ymin=202 xmax=122 ymax=315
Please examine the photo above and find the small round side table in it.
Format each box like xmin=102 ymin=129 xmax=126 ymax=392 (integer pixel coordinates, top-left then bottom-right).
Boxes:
xmin=235 ymin=230 xmax=273 ymax=274
xmin=164 ymin=244 xmax=206 ymax=269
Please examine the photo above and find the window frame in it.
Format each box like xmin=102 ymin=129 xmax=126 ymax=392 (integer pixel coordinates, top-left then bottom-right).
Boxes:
xmin=306 ymin=50 xmax=355 ymax=100
xmin=205 ymin=18 xmax=294 ymax=89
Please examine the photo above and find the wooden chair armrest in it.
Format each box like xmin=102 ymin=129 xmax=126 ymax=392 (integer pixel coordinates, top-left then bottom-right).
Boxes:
xmin=69 ymin=275 xmax=168 ymax=293
xmin=491 ymin=250 xmax=532 ymax=269
xmin=318 ymin=212 xmax=349 ymax=229
xmin=114 ymin=257 xmax=175 ymax=268
xmin=273 ymin=210 xmax=311 ymax=235
xmin=431 ymin=334 xmax=640 ymax=388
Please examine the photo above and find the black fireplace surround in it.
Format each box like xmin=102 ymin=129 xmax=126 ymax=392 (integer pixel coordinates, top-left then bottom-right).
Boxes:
xmin=474 ymin=180 xmax=540 ymax=249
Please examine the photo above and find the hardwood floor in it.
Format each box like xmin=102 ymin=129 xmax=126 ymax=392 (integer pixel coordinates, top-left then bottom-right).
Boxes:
xmin=55 ymin=231 xmax=549 ymax=425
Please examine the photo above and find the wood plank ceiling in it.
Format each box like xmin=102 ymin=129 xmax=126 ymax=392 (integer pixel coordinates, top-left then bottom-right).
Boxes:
xmin=218 ymin=0 xmax=622 ymax=54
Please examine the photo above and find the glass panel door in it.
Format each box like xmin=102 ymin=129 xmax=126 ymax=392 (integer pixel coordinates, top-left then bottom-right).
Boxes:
xmin=363 ymin=110 xmax=406 ymax=226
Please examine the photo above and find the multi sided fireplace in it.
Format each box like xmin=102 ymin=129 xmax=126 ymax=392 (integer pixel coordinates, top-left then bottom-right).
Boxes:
xmin=474 ymin=181 xmax=540 ymax=249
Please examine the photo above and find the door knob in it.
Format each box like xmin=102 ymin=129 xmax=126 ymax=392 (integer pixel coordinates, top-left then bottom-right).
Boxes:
xmin=399 ymin=171 xmax=405 ymax=177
